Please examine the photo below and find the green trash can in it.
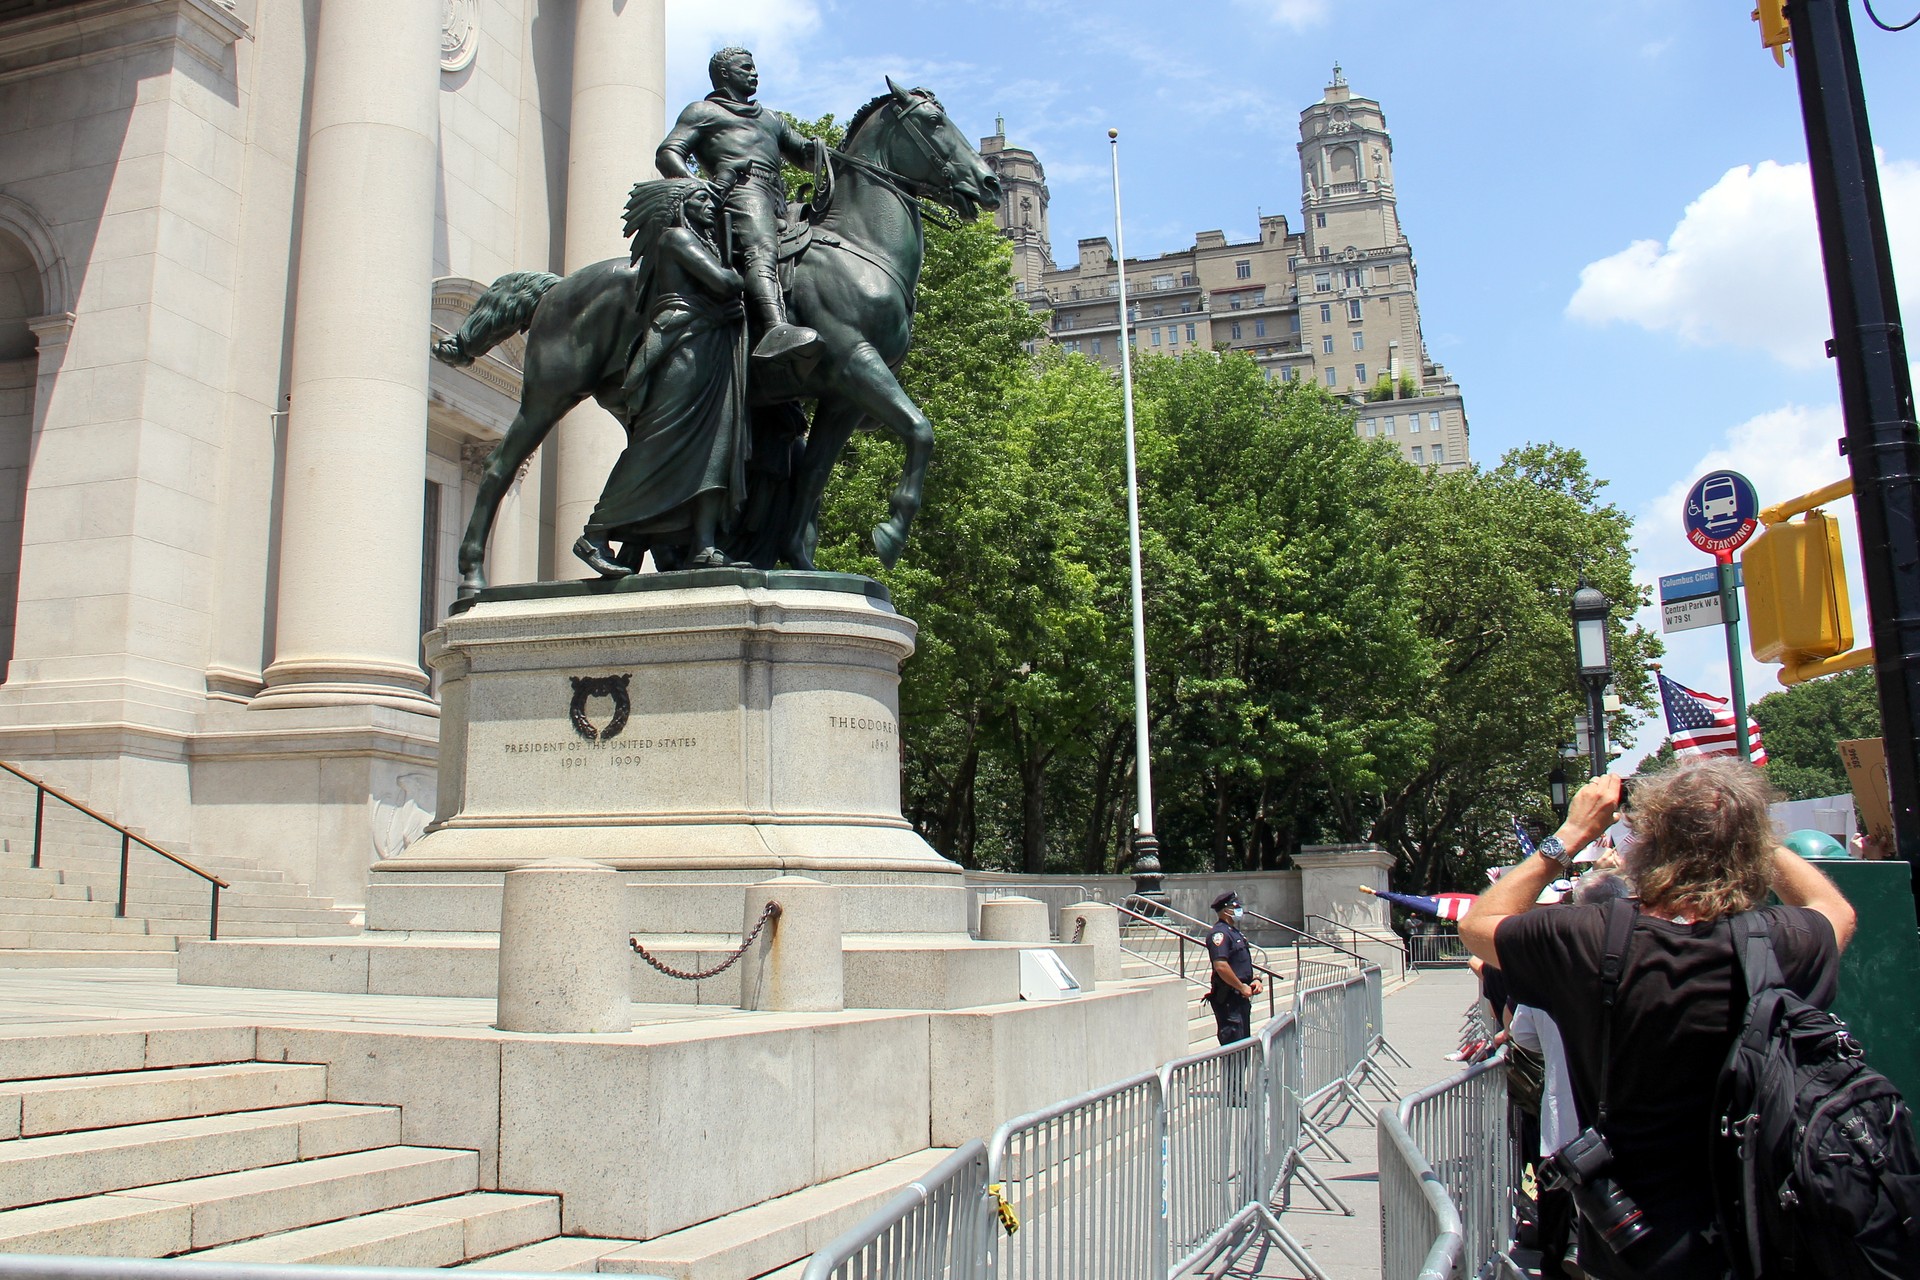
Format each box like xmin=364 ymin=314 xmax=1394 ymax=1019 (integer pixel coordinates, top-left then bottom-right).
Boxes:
xmin=1805 ymin=853 xmax=1920 ymax=1137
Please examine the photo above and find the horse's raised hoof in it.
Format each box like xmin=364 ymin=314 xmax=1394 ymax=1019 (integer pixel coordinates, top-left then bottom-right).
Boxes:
xmin=573 ymin=534 xmax=633 ymax=579
xmin=872 ymin=519 xmax=907 ymax=569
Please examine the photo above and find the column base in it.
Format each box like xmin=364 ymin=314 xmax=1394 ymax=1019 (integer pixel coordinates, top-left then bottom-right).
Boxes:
xmin=255 ymin=657 xmax=439 ymax=717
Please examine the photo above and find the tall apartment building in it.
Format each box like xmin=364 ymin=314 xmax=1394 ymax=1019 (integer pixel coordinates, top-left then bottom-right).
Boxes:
xmin=981 ymin=67 xmax=1471 ymax=471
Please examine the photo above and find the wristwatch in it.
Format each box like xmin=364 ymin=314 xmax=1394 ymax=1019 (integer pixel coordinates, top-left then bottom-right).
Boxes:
xmin=1536 ymin=835 xmax=1573 ymax=872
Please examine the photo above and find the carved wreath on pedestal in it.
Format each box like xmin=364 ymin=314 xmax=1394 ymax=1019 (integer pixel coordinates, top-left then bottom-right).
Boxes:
xmin=442 ymin=0 xmax=479 ymax=73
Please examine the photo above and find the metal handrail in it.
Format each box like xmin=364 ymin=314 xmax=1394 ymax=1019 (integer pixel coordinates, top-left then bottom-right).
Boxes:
xmin=1122 ymin=944 xmax=1210 ymax=990
xmin=1121 ymin=895 xmax=1281 ymax=973
xmin=1116 ymin=901 xmax=1279 ymax=1020
xmin=0 ymin=760 xmax=227 ymax=940
xmin=1303 ymin=911 xmax=1408 ymax=970
xmin=1241 ymin=908 xmax=1369 ymax=969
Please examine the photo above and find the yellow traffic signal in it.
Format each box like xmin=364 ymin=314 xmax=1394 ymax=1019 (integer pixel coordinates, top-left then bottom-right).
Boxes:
xmin=1744 ymin=509 xmax=1852 ymax=664
xmin=1753 ymin=1 xmax=1791 ymax=67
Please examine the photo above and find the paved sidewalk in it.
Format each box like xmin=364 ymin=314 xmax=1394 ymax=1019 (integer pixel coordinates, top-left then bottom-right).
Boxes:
xmin=1223 ymin=967 xmax=1482 ymax=1280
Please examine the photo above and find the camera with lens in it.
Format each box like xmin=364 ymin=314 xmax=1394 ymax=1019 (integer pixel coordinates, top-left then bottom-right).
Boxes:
xmin=1541 ymin=1127 xmax=1650 ymax=1254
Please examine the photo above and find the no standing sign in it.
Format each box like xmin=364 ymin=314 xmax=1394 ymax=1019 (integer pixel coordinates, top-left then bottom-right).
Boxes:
xmin=1684 ymin=470 xmax=1760 ymax=557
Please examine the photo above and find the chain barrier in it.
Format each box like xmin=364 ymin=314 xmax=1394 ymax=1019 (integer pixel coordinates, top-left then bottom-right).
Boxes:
xmin=629 ymin=901 xmax=781 ymax=981
xmin=1071 ymin=915 xmax=1087 ymax=944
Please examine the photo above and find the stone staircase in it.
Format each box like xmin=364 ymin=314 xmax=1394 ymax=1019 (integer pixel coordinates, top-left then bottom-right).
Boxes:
xmin=0 ymin=772 xmax=356 ymax=966
xmin=0 ymin=1020 xmax=957 ymax=1277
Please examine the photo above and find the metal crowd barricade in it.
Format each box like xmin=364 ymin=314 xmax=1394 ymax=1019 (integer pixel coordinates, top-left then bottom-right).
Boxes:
xmin=1162 ymin=1037 xmax=1265 ymax=1272
xmin=1390 ymin=1055 xmax=1514 ymax=1280
xmin=984 ymin=1071 xmax=1165 ymax=1280
xmin=804 ymin=1141 xmax=990 ymax=1280
xmin=1377 ymin=1110 xmax=1464 ymax=1280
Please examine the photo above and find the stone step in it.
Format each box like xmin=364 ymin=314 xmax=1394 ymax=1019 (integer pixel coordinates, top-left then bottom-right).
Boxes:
xmin=0 ymin=874 xmax=92 ymax=902
xmin=188 ymin=1190 xmax=556 ymax=1267
xmin=0 ymin=1062 xmax=328 ymax=1139
xmin=0 ymin=931 xmax=177 ymax=952
xmin=595 ymin=1148 xmax=952 ymax=1280
xmin=457 ymin=1234 xmax=640 ymax=1272
xmin=0 ymin=908 xmax=152 ymax=933
xmin=0 ymin=1021 xmax=255 ymax=1084
xmin=0 ymin=1144 xmax=478 ymax=1256
xmin=71 ymin=882 xmax=338 ymax=912
xmin=0 ymin=950 xmax=177 ymax=969
xmin=145 ymin=921 xmax=354 ymax=940
xmin=128 ymin=900 xmax=353 ymax=924
xmin=37 ymin=864 xmax=296 ymax=895
xmin=0 ymin=1103 xmax=401 ymax=1210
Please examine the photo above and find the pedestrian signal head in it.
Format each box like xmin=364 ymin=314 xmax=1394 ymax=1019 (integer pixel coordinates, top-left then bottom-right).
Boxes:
xmin=1742 ymin=510 xmax=1852 ymax=667
xmin=1753 ymin=1 xmax=1791 ymax=67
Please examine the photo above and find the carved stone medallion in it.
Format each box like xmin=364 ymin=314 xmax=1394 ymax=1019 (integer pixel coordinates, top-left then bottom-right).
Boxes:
xmin=441 ymin=0 xmax=479 ymax=73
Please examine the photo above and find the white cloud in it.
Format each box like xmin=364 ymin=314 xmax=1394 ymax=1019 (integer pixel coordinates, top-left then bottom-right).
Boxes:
xmin=1567 ymin=157 xmax=1920 ymax=369
xmin=1624 ymin=402 xmax=1859 ymax=766
xmin=1235 ymin=0 xmax=1330 ymax=30
xmin=665 ymin=0 xmax=824 ymax=111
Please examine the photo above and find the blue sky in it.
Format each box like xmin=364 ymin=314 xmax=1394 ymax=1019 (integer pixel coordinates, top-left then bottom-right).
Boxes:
xmin=664 ymin=0 xmax=1920 ymax=763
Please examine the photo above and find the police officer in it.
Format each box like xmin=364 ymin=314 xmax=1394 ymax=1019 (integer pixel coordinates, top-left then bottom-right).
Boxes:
xmin=1205 ymin=891 xmax=1263 ymax=1045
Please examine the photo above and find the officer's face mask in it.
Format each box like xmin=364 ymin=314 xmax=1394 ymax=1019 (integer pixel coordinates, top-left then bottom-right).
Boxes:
xmin=1230 ymin=907 xmax=1244 ymax=922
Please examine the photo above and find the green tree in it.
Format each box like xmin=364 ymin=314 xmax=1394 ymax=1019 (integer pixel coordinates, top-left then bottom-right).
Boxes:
xmin=1751 ymin=668 xmax=1880 ymax=799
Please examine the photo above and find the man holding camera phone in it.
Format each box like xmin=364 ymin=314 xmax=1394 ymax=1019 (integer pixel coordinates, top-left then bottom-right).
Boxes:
xmin=1461 ymin=763 xmax=1855 ymax=1279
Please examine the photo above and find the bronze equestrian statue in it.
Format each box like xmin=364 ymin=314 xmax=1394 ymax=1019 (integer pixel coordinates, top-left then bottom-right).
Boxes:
xmin=431 ymin=65 xmax=1002 ymax=595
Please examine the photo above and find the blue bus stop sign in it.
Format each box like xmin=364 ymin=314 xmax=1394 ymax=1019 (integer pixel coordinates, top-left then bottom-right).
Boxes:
xmin=1684 ymin=470 xmax=1760 ymax=555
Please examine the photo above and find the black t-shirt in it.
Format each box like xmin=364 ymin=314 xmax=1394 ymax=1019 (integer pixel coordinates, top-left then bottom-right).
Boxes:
xmin=1496 ymin=903 xmax=1838 ymax=1234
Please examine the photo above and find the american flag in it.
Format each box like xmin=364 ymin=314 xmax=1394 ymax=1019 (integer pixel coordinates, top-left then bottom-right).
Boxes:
xmin=1659 ymin=673 xmax=1768 ymax=765
xmin=1511 ymin=816 xmax=1536 ymax=858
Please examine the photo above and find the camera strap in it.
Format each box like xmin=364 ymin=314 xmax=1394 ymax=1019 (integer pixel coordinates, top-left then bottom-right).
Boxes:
xmin=1594 ymin=898 xmax=1637 ymax=1131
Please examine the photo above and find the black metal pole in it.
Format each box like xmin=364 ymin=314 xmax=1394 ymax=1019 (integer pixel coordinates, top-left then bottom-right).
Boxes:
xmin=1585 ymin=678 xmax=1607 ymax=779
xmin=1786 ymin=0 xmax=1920 ymax=917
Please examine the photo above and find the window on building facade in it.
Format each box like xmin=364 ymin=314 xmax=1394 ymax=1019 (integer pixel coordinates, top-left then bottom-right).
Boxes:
xmin=1347 ymin=299 xmax=1363 ymax=321
xmin=1289 ymin=315 xmax=1300 ymax=333
xmin=1325 ymin=367 xmax=1337 ymax=387
xmin=1180 ymin=301 xmax=1192 ymax=313
xmin=1287 ymin=367 xmax=1301 ymax=382
xmin=1319 ymin=246 xmax=1330 ymax=259
xmin=1315 ymin=273 xmax=1332 ymax=292
xmin=1180 ymin=273 xmax=1195 ymax=286
xmin=1057 ymin=314 xmax=1075 ymax=330
xmin=1315 ymin=210 xmax=1327 ymax=228
xmin=1229 ymin=297 xmax=1241 ymax=310
xmin=1264 ymin=367 xmax=1274 ymax=381
xmin=1186 ymin=323 xmax=1197 ymax=342
xmin=1321 ymin=334 xmax=1334 ymax=354
xmin=1383 ymin=415 xmax=1394 ymax=435
xmin=1152 ymin=274 xmax=1174 ymax=291
xmin=1355 ymin=363 xmax=1367 ymax=383
xmin=1365 ymin=420 xmax=1376 ymax=437
xmin=1430 ymin=411 xmax=1442 ymax=431
xmin=1230 ymin=322 xmax=1242 ymax=339
xmin=1352 ymin=332 xmax=1364 ymax=351
xmin=1254 ymin=318 xmax=1266 ymax=337
xmin=1319 ymin=303 xmax=1332 ymax=323
xmin=1062 ymin=340 xmax=1078 ymax=354
xmin=1407 ymin=415 xmax=1420 ymax=433
xmin=1150 ymin=328 xmax=1160 ymax=346
xmin=1091 ymin=338 xmax=1102 ymax=355
xmin=1411 ymin=445 xmax=1424 ymax=463
xmin=1127 ymin=305 xmax=1137 ymax=321
xmin=1344 ymin=268 xmax=1364 ymax=289
xmin=1235 ymin=260 xmax=1251 ymax=279
xmin=1432 ymin=443 xmax=1444 ymax=463
xmin=1252 ymin=289 xmax=1265 ymax=305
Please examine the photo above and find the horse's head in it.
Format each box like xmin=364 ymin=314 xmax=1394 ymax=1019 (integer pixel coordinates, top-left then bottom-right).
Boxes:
xmin=853 ymin=78 xmax=1002 ymax=222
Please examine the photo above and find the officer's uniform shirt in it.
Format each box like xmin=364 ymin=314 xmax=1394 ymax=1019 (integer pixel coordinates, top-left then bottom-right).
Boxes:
xmin=1206 ymin=918 xmax=1254 ymax=1002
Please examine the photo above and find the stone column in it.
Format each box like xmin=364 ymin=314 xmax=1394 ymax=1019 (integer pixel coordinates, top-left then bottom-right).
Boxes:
xmin=1295 ymin=844 xmax=1395 ymax=932
xmin=255 ymin=0 xmax=441 ymax=710
xmin=739 ymin=875 xmax=843 ymax=1013
xmin=550 ymin=0 xmax=666 ymax=574
xmin=497 ymin=858 xmax=632 ymax=1033
xmin=1066 ymin=901 xmax=1123 ymax=982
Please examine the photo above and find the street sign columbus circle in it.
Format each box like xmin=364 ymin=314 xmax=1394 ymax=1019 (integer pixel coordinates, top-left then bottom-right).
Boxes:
xmin=1683 ymin=469 xmax=1760 ymax=555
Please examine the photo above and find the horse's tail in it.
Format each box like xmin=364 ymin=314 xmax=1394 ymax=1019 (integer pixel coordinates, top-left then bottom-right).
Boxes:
xmin=431 ymin=271 xmax=562 ymax=367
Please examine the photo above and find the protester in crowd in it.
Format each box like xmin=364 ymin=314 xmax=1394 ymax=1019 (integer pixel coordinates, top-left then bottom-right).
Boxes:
xmin=1459 ymin=760 xmax=1854 ymax=1280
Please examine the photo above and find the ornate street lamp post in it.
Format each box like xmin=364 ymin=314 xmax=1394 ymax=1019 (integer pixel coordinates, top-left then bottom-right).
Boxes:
xmin=1548 ymin=765 xmax=1569 ymax=820
xmin=1572 ymin=581 xmax=1614 ymax=778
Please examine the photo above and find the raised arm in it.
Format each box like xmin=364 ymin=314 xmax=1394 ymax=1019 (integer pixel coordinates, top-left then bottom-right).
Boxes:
xmin=1770 ymin=846 xmax=1857 ymax=952
xmin=1461 ymin=774 xmax=1620 ymax=966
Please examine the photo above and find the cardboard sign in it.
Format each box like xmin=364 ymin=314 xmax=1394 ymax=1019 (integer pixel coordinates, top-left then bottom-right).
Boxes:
xmin=1838 ymin=737 xmax=1893 ymax=859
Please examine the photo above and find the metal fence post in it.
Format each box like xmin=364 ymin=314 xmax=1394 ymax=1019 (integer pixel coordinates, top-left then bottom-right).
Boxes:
xmin=115 ymin=832 xmax=129 ymax=918
xmin=30 ymin=787 xmax=43 ymax=869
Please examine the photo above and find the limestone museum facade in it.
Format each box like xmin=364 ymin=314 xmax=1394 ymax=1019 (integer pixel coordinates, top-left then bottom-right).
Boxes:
xmin=0 ymin=0 xmax=666 ymax=908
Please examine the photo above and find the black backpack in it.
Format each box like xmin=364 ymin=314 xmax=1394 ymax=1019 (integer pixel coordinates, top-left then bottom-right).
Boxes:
xmin=1709 ymin=911 xmax=1920 ymax=1279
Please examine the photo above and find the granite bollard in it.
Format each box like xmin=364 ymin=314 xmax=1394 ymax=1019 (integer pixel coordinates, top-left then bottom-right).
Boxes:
xmin=978 ymin=895 xmax=1049 ymax=944
xmin=740 ymin=875 xmax=843 ymax=1012
xmin=496 ymin=858 xmax=632 ymax=1033
xmin=1065 ymin=901 xmax=1123 ymax=982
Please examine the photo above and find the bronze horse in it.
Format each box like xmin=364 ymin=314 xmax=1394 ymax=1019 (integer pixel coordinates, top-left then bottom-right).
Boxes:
xmin=432 ymin=79 xmax=1002 ymax=594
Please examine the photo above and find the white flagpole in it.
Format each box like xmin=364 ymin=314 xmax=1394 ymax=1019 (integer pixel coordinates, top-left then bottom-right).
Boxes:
xmin=1109 ymin=128 xmax=1161 ymax=897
